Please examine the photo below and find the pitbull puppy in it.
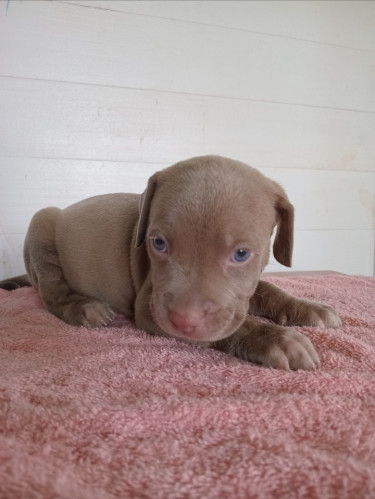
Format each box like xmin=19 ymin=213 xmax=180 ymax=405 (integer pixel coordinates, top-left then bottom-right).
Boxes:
xmin=0 ymin=156 xmax=341 ymax=370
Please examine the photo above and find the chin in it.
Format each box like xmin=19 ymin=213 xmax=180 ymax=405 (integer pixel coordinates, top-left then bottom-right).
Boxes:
xmin=161 ymin=323 xmax=236 ymax=345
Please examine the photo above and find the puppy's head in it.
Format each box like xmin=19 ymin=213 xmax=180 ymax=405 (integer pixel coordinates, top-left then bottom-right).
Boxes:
xmin=136 ymin=155 xmax=294 ymax=343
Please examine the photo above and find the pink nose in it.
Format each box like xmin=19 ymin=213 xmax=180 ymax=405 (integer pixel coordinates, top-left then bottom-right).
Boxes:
xmin=168 ymin=310 xmax=203 ymax=334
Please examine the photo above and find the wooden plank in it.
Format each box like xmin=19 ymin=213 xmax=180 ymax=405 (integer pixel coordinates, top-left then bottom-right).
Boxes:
xmin=1 ymin=157 xmax=373 ymax=234
xmin=0 ymin=234 xmax=25 ymax=279
xmin=1 ymin=77 xmax=374 ymax=172
xmin=1 ymin=1 xmax=374 ymax=111
xmin=264 ymin=271 xmax=345 ymax=277
xmin=265 ymin=229 xmax=374 ymax=276
xmin=262 ymin=168 xmax=375 ymax=232
xmin=0 ymin=77 xmax=204 ymax=165
xmin=0 ymin=158 xmax=161 ymax=233
xmin=67 ymin=1 xmax=375 ymax=52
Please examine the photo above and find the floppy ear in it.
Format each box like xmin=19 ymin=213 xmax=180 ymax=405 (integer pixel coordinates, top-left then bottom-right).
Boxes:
xmin=272 ymin=186 xmax=294 ymax=267
xmin=135 ymin=172 xmax=159 ymax=247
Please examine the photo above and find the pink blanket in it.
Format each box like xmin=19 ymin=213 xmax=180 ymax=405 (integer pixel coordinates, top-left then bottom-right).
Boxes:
xmin=1 ymin=275 xmax=375 ymax=498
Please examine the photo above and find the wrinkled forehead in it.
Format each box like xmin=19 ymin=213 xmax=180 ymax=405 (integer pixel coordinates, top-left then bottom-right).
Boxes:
xmin=148 ymin=165 xmax=277 ymax=241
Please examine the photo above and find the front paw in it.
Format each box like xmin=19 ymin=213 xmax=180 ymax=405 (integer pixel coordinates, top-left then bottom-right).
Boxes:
xmin=251 ymin=325 xmax=321 ymax=370
xmin=253 ymin=325 xmax=320 ymax=370
xmin=274 ymin=299 xmax=341 ymax=329
xmin=62 ymin=300 xmax=115 ymax=328
xmin=217 ymin=322 xmax=321 ymax=371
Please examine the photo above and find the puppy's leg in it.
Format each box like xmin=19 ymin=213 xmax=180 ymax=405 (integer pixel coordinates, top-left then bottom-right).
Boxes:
xmin=214 ymin=316 xmax=320 ymax=371
xmin=24 ymin=208 xmax=115 ymax=328
xmin=249 ymin=280 xmax=341 ymax=328
xmin=39 ymin=275 xmax=115 ymax=328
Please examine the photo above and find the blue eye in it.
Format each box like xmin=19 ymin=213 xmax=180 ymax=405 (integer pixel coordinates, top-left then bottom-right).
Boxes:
xmin=152 ymin=237 xmax=167 ymax=253
xmin=232 ymin=249 xmax=251 ymax=263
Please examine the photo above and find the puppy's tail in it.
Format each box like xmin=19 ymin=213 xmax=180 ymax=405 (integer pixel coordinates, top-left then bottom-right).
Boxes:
xmin=0 ymin=274 xmax=31 ymax=290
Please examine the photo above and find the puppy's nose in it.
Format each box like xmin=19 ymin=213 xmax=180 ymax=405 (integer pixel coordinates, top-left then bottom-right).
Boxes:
xmin=168 ymin=310 xmax=203 ymax=334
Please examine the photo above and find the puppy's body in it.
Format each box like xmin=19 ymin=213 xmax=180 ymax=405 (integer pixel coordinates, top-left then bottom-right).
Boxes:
xmin=45 ymin=194 xmax=139 ymax=317
xmin=1 ymin=156 xmax=341 ymax=369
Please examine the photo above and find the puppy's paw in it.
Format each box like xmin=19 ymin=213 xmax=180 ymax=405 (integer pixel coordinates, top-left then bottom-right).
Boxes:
xmin=275 ymin=299 xmax=341 ymax=329
xmin=65 ymin=300 xmax=115 ymax=328
xmin=242 ymin=325 xmax=320 ymax=371
xmin=80 ymin=301 xmax=116 ymax=328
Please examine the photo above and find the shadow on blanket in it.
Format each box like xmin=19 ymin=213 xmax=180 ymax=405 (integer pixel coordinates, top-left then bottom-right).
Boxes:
xmin=0 ymin=275 xmax=375 ymax=498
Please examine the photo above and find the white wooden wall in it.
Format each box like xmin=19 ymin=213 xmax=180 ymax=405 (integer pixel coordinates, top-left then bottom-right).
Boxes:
xmin=1 ymin=0 xmax=374 ymax=277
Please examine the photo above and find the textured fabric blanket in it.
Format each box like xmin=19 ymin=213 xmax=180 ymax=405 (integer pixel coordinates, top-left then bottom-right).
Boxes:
xmin=0 ymin=275 xmax=375 ymax=499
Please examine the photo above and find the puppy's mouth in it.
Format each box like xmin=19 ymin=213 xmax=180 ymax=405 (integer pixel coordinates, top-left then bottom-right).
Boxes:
xmin=150 ymin=297 xmax=244 ymax=344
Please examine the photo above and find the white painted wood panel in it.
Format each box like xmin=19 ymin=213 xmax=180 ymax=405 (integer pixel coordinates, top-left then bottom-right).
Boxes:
xmin=71 ymin=1 xmax=375 ymax=51
xmin=266 ymin=229 xmax=374 ymax=276
xmin=0 ymin=158 xmax=159 ymax=234
xmin=0 ymin=1 xmax=374 ymax=277
xmin=263 ymin=168 xmax=374 ymax=232
xmin=0 ymin=234 xmax=25 ymax=278
xmin=1 ymin=77 xmax=374 ymax=172
xmin=1 ymin=158 xmax=373 ymax=234
xmin=1 ymin=1 xmax=374 ymax=112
